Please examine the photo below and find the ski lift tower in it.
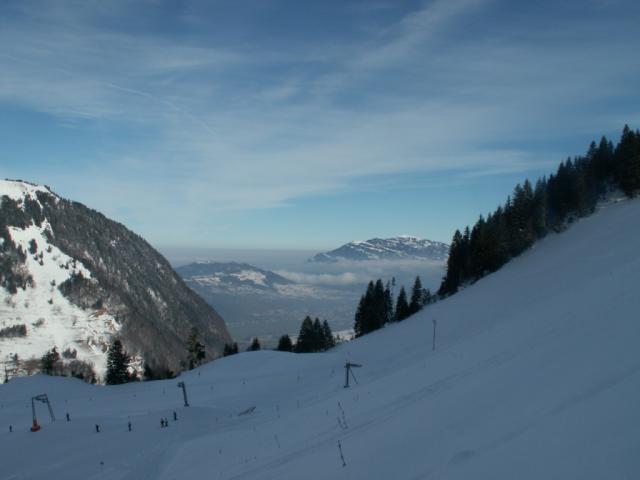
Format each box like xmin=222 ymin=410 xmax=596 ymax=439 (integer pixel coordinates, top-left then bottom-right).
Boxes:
xmin=30 ymin=393 xmax=55 ymax=432
xmin=344 ymin=362 xmax=362 ymax=388
xmin=177 ymin=381 xmax=190 ymax=407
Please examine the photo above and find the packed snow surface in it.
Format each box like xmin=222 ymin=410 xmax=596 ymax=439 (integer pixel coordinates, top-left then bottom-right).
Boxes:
xmin=1 ymin=199 xmax=639 ymax=479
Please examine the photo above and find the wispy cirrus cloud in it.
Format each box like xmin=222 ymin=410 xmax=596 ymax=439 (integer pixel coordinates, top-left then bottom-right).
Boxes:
xmin=1 ymin=0 xmax=639 ymax=246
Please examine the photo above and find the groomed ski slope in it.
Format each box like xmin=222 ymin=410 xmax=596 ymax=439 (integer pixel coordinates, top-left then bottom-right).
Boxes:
xmin=1 ymin=198 xmax=639 ymax=480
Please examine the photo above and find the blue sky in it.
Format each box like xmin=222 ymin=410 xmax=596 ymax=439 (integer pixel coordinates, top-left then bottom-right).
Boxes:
xmin=1 ymin=0 xmax=639 ymax=250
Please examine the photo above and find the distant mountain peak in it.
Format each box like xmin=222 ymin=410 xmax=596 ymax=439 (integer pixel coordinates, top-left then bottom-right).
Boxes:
xmin=310 ymin=236 xmax=449 ymax=263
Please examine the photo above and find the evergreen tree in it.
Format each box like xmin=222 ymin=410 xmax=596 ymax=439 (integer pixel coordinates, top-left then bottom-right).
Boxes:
xmin=321 ymin=320 xmax=335 ymax=350
xmin=423 ymin=288 xmax=433 ymax=305
xmin=353 ymin=279 xmax=388 ymax=336
xmin=409 ymin=276 xmax=426 ymax=315
xmin=296 ymin=316 xmax=316 ymax=353
xmin=312 ymin=318 xmax=324 ymax=351
xmin=40 ymin=347 xmax=60 ymax=375
xmin=247 ymin=337 xmax=261 ymax=351
xmin=532 ymin=178 xmax=548 ymax=238
xmin=105 ymin=339 xmax=131 ymax=385
xmin=354 ymin=294 xmax=366 ymax=337
xmin=276 ymin=334 xmax=294 ymax=352
xmin=439 ymin=230 xmax=464 ymax=296
xmin=223 ymin=342 xmax=239 ymax=356
xmin=617 ymin=126 xmax=640 ymax=196
xmin=395 ymin=286 xmax=410 ymax=321
xmin=186 ymin=327 xmax=206 ymax=370
xmin=384 ymin=281 xmax=394 ymax=323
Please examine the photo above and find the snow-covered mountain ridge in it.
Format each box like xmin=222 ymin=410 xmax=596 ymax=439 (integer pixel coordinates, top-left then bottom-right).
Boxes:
xmin=0 ymin=180 xmax=231 ymax=380
xmin=1 ymin=195 xmax=637 ymax=479
xmin=311 ymin=235 xmax=449 ymax=262
xmin=176 ymin=261 xmax=294 ymax=295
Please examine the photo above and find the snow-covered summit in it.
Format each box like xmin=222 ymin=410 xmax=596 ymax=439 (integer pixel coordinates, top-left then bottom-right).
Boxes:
xmin=0 ymin=179 xmax=55 ymax=203
xmin=310 ymin=235 xmax=449 ymax=262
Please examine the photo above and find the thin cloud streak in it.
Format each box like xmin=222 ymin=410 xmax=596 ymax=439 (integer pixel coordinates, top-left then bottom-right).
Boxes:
xmin=1 ymin=0 xmax=638 ymax=245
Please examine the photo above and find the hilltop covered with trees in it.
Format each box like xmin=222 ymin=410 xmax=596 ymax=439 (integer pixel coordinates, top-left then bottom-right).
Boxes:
xmin=439 ymin=125 xmax=640 ymax=297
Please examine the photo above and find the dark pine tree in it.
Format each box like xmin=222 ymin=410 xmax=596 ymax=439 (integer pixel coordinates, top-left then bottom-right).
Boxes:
xmin=395 ymin=286 xmax=410 ymax=322
xmin=353 ymin=279 xmax=388 ymax=336
xmin=616 ymin=126 xmax=640 ymax=196
xmin=296 ymin=316 xmax=316 ymax=353
xmin=276 ymin=334 xmax=294 ymax=352
xmin=186 ymin=327 xmax=206 ymax=370
xmin=40 ymin=347 xmax=60 ymax=375
xmin=409 ymin=276 xmax=426 ymax=315
xmin=384 ymin=280 xmax=394 ymax=323
xmin=223 ymin=343 xmax=238 ymax=356
xmin=354 ymin=294 xmax=366 ymax=338
xmin=439 ymin=230 xmax=464 ymax=296
xmin=105 ymin=339 xmax=131 ymax=385
xmin=247 ymin=338 xmax=261 ymax=351
xmin=321 ymin=320 xmax=335 ymax=350
xmin=312 ymin=318 xmax=324 ymax=351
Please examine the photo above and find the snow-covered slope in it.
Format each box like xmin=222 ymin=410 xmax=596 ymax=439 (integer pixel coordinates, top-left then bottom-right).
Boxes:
xmin=0 ymin=181 xmax=120 ymax=376
xmin=311 ymin=235 xmax=449 ymax=262
xmin=0 ymin=220 xmax=121 ymax=375
xmin=0 ymin=198 xmax=638 ymax=479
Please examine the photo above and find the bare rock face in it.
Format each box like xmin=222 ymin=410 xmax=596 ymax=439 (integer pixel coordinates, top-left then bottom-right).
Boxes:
xmin=0 ymin=180 xmax=231 ymax=380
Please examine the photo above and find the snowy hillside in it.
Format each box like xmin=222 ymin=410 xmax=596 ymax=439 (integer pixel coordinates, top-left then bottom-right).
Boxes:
xmin=311 ymin=236 xmax=449 ymax=262
xmin=0 ymin=181 xmax=120 ymax=376
xmin=0 ymin=198 xmax=638 ymax=479
xmin=0 ymin=179 xmax=230 ymax=381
